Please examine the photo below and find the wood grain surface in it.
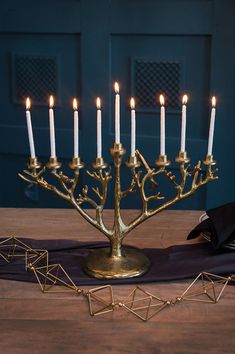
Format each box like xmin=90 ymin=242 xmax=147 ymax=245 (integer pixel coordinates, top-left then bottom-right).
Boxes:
xmin=0 ymin=208 xmax=234 ymax=354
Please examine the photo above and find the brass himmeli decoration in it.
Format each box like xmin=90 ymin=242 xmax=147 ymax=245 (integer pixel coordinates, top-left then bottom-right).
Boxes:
xmin=0 ymin=236 xmax=37 ymax=262
xmin=179 ymin=272 xmax=231 ymax=303
xmin=19 ymin=146 xmax=218 ymax=279
xmin=25 ymin=248 xmax=49 ymax=271
xmin=30 ymin=263 xmax=79 ymax=293
xmin=121 ymin=286 xmax=170 ymax=321
xmin=0 ymin=237 xmax=233 ymax=322
xmin=87 ymin=285 xmax=115 ymax=316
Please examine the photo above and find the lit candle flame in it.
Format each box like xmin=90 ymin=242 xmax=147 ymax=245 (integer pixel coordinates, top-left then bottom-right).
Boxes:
xmin=159 ymin=94 xmax=165 ymax=106
xmin=49 ymin=95 xmax=54 ymax=108
xmin=212 ymin=96 xmax=216 ymax=108
xmin=114 ymin=82 xmax=119 ymax=94
xmin=73 ymin=98 xmax=78 ymax=110
xmin=130 ymin=97 xmax=135 ymax=109
xmin=26 ymin=97 xmax=31 ymax=110
xmin=182 ymin=94 xmax=188 ymax=105
xmin=96 ymin=97 xmax=101 ymax=109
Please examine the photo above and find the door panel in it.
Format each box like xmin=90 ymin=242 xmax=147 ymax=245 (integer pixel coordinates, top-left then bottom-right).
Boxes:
xmin=109 ymin=34 xmax=211 ymax=209
xmin=0 ymin=33 xmax=81 ymax=207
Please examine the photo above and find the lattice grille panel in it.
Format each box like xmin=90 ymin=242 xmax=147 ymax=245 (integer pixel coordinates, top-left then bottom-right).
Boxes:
xmin=133 ymin=60 xmax=182 ymax=110
xmin=12 ymin=54 xmax=58 ymax=105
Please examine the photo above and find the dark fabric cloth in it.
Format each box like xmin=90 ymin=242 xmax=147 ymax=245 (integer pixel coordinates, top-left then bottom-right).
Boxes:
xmin=187 ymin=202 xmax=235 ymax=249
xmin=0 ymin=238 xmax=235 ymax=285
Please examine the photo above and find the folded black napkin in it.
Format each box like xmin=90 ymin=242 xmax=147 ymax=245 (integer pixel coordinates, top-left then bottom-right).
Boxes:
xmin=187 ymin=202 xmax=235 ymax=249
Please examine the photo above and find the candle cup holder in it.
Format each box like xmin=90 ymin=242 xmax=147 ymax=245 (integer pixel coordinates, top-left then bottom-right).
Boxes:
xmin=203 ymin=154 xmax=217 ymax=166
xmin=69 ymin=157 xmax=84 ymax=170
xmin=46 ymin=157 xmax=61 ymax=170
xmin=19 ymin=145 xmax=218 ymax=279
xmin=155 ymin=154 xmax=171 ymax=167
xmin=27 ymin=157 xmax=41 ymax=173
xmin=126 ymin=155 xmax=141 ymax=168
xmin=175 ymin=151 xmax=191 ymax=164
xmin=92 ymin=157 xmax=107 ymax=169
xmin=110 ymin=143 xmax=126 ymax=156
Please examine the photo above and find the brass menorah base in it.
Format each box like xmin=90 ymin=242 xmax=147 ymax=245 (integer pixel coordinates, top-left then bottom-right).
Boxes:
xmin=19 ymin=144 xmax=218 ymax=279
xmin=84 ymin=247 xmax=150 ymax=279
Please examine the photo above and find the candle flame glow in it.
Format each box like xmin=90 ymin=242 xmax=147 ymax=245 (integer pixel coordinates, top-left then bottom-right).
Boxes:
xmin=73 ymin=98 xmax=78 ymax=110
xmin=182 ymin=94 xmax=188 ymax=105
xmin=49 ymin=95 xmax=54 ymax=108
xmin=114 ymin=82 xmax=119 ymax=94
xmin=130 ymin=97 xmax=135 ymax=109
xmin=159 ymin=94 xmax=165 ymax=106
xmin=212 ymin=96 xmax=216 ymax=108
xmin=26 ymin=97 xmax=31 ymax=110
xmin=96 ymin=97 xmax=101 ymax=109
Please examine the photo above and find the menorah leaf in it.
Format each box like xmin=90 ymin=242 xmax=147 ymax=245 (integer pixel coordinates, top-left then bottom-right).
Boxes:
xmin=166 ymin=171 xmax=176 ymax=181
xmin=92 ymin=186 xmax=103 ymax=201
xmin=146 ymin=192 xmax=165 ymax=202
xmin=150 ymin=176 xmax=158 ymax=188
xmin=57 ymin=171 xmax=74 ymax=184
xmin=82 ymin=185 xmax=89 ymax=195
xmin=121 ymin=178 xmax=137 ymax=199
xmin=87 ymin=170 xmax=100 ymax=181
xmin=164 ymin=170 xmax=178 ymax=187
xmin=104 ymin=167 xmax=112 ymax=179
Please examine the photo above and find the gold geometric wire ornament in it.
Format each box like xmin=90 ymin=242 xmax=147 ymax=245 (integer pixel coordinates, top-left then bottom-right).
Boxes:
xmin=86 ymin=285 xmax=115 ymax=316
xmin=0 ymin=236 xmax=33 ymax=262
xmin=25 ymin=248 xmax=49 ymax=271
xmin=179 ymin=272 xmax=231 ymax=303
xmin=0 ymin=236 xmax=233 ymax=322
xmin=0 ymin=237 xmax=13 ymax=262
xmin=121 ymin=286 xmax=170 ymax=321
xmin=31 ymin=263 xmax=80 ymax=294
xmin=19 ymin=143 xmax=218 ymax=279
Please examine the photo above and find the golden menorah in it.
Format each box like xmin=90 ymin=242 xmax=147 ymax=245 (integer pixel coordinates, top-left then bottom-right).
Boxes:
xmin=19 ymin=144 xmax=218 ymax=279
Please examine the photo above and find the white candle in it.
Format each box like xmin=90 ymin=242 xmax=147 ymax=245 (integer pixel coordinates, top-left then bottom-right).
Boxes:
xmin=159 ymin=94 xmax=165 ymax=155
xmin=49 ymin=95 xmax=56 ymax=158
xmin=114 ymin=82 xmax=120 ymax=144
xmin=181 ymin=94 xmax=188 ymax=152
xmin=130 ymin=98 xmax=136 ymax=157
xmin=207 ymin=96 xmax=216 ymax=156
xmin=96 ymin=97 xmax=102 ymax=158
xmin=73 ymin=98 xmax=79 ymax=158
xmin=25 ymin=97 xmax=36 ymax=159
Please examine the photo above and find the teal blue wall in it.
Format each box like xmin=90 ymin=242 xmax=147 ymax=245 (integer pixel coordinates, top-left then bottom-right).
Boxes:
xmin=0 ymin=0 xmax=234 ymax=210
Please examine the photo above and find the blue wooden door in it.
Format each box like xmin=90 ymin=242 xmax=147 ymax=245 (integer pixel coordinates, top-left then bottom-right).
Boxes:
xmin=0 ymin=0 xmax=234 ymax=210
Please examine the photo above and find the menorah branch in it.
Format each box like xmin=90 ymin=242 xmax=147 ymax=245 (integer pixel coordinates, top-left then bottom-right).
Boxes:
xmin=125 ymin=153 xmax=218 ymax=234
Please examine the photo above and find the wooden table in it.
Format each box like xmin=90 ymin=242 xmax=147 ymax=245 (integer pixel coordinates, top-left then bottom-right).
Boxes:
xmin=0 ymin=208 xmax=234 ymax=354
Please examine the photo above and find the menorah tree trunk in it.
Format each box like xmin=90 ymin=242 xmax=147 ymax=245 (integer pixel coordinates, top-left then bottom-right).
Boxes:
xmin=110 ymin=233 xmax=123 ymax=258
xmin=111 ymin=145 xmax=124 ymax=258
